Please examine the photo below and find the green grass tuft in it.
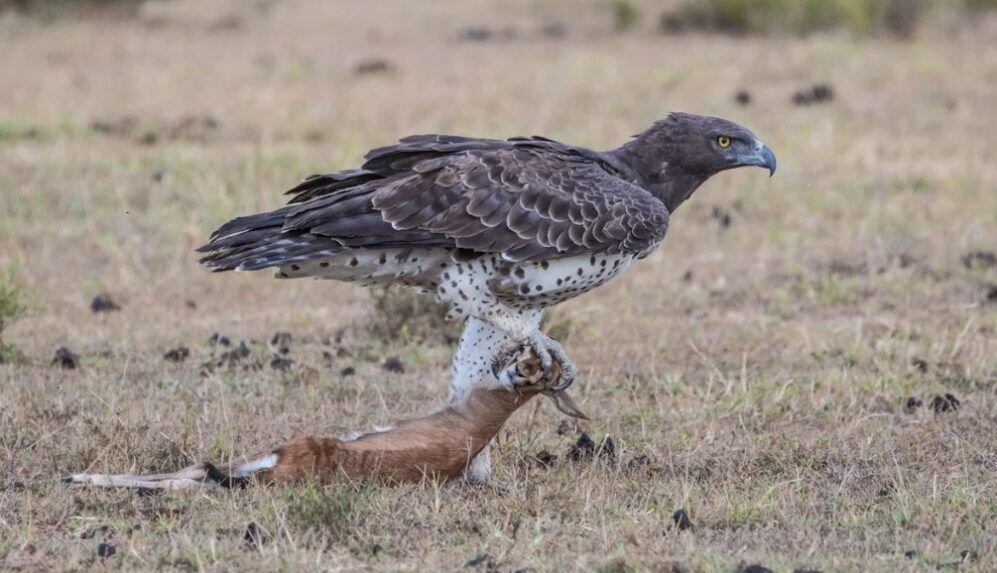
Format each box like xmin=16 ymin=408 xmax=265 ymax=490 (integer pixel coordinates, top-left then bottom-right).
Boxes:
xmin=0 ymin=119 xmax=41 ymax=142
xmin=610 ymin=0 xmax=641 ymax=32
xmin=657 ymin=0 xmax=996 ymax=38
xmin=0 ymin=0 xmax=156 ymax=18
xmin=0 ymin=268 xmax=24 ymax=363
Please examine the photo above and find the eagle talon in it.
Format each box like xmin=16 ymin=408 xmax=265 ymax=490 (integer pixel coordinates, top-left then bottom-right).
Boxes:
xmin=500 ymin=347 xmax=588 ymax=419
xmin=551 ymin=376 xmax=573 ymax=392
xmin=523 ymin=331 xmax=576 ymax=391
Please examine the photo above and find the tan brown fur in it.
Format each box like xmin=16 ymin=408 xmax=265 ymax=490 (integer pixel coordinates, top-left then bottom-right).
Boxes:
xmin=263 ymin=385 xmax=539 ymax=484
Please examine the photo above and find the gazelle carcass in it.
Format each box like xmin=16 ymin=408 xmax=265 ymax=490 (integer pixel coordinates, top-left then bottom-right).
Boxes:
xmin=66 ymin=347 xmax=584 ymax=491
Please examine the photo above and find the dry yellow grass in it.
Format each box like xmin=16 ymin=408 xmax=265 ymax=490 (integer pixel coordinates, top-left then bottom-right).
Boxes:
xmin=1 ymin=0 xmax=995 ymax=571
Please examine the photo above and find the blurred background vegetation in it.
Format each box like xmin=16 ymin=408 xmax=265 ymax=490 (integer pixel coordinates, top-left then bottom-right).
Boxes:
xmin=4 ymin=0 xmax=995 ymax=36
xmin=659 ymin=0 xmax=997 ymax=38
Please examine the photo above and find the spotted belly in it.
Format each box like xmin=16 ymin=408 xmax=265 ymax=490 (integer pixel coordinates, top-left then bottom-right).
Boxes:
xmin=433 ymin=252 xmax=636 ymax=321
xmin=488 ymin=253 xmax=637 ymax=308
xmin=274 ymin=246 xmax=636 ymax=324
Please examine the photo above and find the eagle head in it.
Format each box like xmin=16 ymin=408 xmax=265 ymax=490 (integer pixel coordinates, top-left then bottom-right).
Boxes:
xmin=615 ymin=112 xmax=777 ymax=211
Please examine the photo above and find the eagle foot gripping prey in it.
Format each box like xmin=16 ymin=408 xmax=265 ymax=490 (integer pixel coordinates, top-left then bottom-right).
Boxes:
xmin=497 ymin=345 xmax=586 ymax=418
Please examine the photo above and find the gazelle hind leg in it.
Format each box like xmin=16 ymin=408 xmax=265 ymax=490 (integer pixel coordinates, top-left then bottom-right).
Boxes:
xmin=65 ymin=464 xmax=222 ymax=491
xmin=65 ymin=454 xmax=277 ymax=491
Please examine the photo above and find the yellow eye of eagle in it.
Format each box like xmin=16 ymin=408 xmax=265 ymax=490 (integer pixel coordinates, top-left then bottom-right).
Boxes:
xmin=717 ymin=136 xmax=731 ymax=148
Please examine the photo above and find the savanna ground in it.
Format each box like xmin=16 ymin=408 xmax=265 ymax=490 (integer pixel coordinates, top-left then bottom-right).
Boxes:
xmin=1 ymin=0 xmax=996 ymax=571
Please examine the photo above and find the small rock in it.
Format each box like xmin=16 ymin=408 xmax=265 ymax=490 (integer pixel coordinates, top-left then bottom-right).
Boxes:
xmin=163 ymin=346 xmax=190 ymax=363
xmin=243 ymin=522 xmax=270 ymax=548
xmin=209 ymin=333 xmax=231 ymax=348
xmin=167 ymin=115 xmax=220 ymax=142
xmin=539 ymin=21 xmax=567 ymax=39
xmin=90 ymin=293 xmax=121 ymax=313
xmin=986 ymin=285 xmax=997 ymax=303
xmin=52 ymin=347 xmax=79 ymax=369
xmin=200 ymin=340 xmax=259 ymax=374
xmin=91 ymin=116 xmax=137 ymax=137
xmin=208 ymin=14 xmax=243 ymax=32
xmin=710 ymin=206 xmax=732 ymax=229
xmin=138 ymin=131 xmax=159 ymax=145
xmin=742 ymin=565 xmax=774 ymax=573
xmin=904 ymin=549 xmax=918 ymax=559
xmin=220 ymin=341 xmax=251 ymax=364
xmin=911 ymin=357 xmax=928 ymax=372
xmin=269 ymin=332 xmax=292 ymax=355
xmin=369 ymin=543 xmax=382 ymax=555
xmin=340 ymin=366 xmax=356 ymax=377
xmin=556 ymin=419 xmax=573 ymax=436
xmin=962 ymin=251 xmax=996 ymax=270
xmin=382 ymin=356 xmax=405 ymax=374
xmin=904 ymin=396 xmax=922 ymax=412
xmin=792 ymin=83 xmax=835 ymax=106
xmin=354 ymin=58 xmax=394 ymax=75
xmin=598 ymin=435 xmax=616 ymax=462
xmin=793 ymin=569 xmax=824 ymax=573
xmin=672 ymin=508 xmax=694 ymax=531
xmin=465 ymin=552 xmax=491 ymax=567
xmin=930 ymin=393 xmax=960 ymax=413
xmin=892 ymin=253 xmax=916 ymax=269
xmin=533 ymin=450 xmax=558 ymax=468
xmin=185 ymin=300 xmax=197 ymax=310
xmin=96 ymin=543 xmax=116 ymax=560
xmin=270 ymin=356 xmax=293 ymax=371
xmin=270 ymin=356 xmax=294 ymax=372
xmin=458 ymin=26 xmax=493 ymax=42
xmin=600 ymin=559 xmax=632 ymax=573
xmin=80 ymin=525 xmax=109 ymax=539
xmin=812 ymin=84 xmax=834 ymax=101
xmin=625 ymin=454 xmax=651 ymax=473
xmin=568 ymin=432 xmax=596 ymax=461
xmin=735 ymin=90 xmax=752 ymax=105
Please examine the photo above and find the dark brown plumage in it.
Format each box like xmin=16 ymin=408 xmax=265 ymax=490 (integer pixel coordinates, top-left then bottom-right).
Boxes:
xmin=197 ymin=113 xmax=774 ymax=271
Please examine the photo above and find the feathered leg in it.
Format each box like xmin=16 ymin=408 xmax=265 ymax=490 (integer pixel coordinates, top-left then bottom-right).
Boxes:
xmin=448 ymin=313 xmax=581 ymax=483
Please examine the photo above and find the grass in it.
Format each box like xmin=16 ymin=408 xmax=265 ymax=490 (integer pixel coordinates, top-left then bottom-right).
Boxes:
xmin=610 ymin=0 xmax=642 ymax=32
xmin=366 ymin=285 xmax=460 ymax=344
xmin=0 ymin=0 xmax=155 ymax=18
xmin=660 ymin=0 xmax=992 ymax=38
xmin=0 ymin=268 xmax=24 ymax=363
xmin=0 ymin=0 xmax=995 ymax=571
xmin=0 ymin=118 xmax=43 ymax=142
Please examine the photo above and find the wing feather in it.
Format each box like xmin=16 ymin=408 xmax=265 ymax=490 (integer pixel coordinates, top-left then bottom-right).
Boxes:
xmin=199 ymin=134 xmax=668 ymax=271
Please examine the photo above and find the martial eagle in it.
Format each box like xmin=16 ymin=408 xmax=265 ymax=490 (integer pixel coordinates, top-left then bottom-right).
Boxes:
xmin=198 ymin=113 xmax=777 ymax=387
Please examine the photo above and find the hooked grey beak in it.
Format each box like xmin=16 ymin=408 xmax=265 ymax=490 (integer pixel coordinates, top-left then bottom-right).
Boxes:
xmin=747 ymin=140 xmax=777 ymax=176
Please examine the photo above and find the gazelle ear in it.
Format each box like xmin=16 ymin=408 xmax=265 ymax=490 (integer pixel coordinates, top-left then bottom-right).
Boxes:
xmin=545 ymin=390 xmax=589 ymax=420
